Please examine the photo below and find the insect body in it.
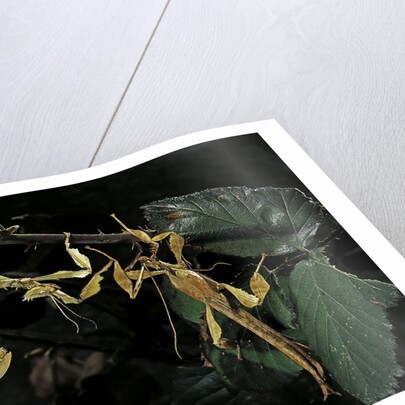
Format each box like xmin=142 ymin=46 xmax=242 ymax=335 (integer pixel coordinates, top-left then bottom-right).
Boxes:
xmin=104 ymin=215 xmax=337 ymax=400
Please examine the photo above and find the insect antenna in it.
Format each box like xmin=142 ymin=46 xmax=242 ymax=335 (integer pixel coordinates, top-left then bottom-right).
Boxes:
xmin=147 ymin=269 xmax=182 ymax=360
xmin=50 ymin=296 xmax=98 ymax=333
xmin=195 ymin=262 xmax=231 ymax=272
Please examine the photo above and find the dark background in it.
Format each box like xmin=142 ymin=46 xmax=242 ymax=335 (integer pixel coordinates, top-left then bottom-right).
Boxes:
xmin=0 ymin=134 xmax=403 ymax=404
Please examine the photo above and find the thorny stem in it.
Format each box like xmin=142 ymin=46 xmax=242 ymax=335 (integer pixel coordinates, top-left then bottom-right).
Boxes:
xmin=0 ymin=226 xmax=343 ymax=249
xmin=0 ymin=232 xmax=143 ymax=246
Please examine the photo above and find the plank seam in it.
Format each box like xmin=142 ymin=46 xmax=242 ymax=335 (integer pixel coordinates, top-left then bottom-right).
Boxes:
xmin=88 ymin=0 xmax=172 ymax=167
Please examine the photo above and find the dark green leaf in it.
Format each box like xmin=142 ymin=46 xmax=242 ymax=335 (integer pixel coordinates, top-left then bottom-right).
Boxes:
xmin=203 ymin=339 xmax=302 ymax=393
xmin=201 ymin=308 xmax=302 ymax=393
xmin=142 ymin=186 xmax=330 ymax=257
xmin=309 ymin=249 xmax=400 ymax=308
xmin=264 ymin=273 xmax=297 ymax=329
xmin=344 ymin=276 xmax=400 ymax=308
xmin=240 ymin=340 xmax=302 ymax=377
xmin=171 ymin=363 xmax=234 ymax=405
xmin=289 ymin=254 xmax=403 ymax=404
xmin=171 ymin=363 xmax=317 ymax=405
xmin=281 ymin=328 xmax=307 ymax=342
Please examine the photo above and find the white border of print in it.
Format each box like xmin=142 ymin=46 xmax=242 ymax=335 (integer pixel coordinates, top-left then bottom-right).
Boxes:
xmin=0 ymin=119 xmax=404 ymax=404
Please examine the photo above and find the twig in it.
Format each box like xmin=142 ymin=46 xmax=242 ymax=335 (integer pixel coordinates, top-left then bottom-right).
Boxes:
xmin=0 ymin=232 xmax=143 ymax=246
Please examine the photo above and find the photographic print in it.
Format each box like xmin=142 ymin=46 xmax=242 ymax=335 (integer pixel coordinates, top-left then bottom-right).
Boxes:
xmin=0 ymin=122 xmax=404 ymax=405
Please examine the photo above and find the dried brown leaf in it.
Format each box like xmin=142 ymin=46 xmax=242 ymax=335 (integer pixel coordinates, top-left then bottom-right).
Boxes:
xmin=33 ymin=270 xmax=90 ymax=282
xmin=64 ymin=233 xmax=91 ymax=270
xmin=151 ymin=231 xmax=172 ymax=242
xmin=223 ymin=284 xmax=260 ymax=308
xmin=0 ymin=348 xmax=12 ymax=379
xmin=79 ymin=260 xmax=112 ymax=301
xmin=111 ymin=214 xmax=153 ymax=244
xmin=250 ymin=272 xmax=270 ymax=304
xmin=206 ymin=305 xmax=222 ymax=346
xmin=0 ymin=275 xmax=13 ymax=289
xmin=169 ymin=233 xmax=185 ymax=265
xmin=113 ymin=261 xmax=135 ymax=299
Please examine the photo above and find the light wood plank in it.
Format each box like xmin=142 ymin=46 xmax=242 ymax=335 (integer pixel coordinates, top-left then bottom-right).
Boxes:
xmin=0 ymin=0 xmax=168 ymax=182
xmin=94 ymin=0 xmax=405 ymax=255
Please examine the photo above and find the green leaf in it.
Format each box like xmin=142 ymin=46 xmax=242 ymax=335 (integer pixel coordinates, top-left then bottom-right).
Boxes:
xmin=203 ymin=338 xmax=302 ymax=393
xmin=142 ymin=186 xmax=331 ymax=257
xmin=308 ymin=250 xmax=400 ymax=308
xmin=171 ymin=363 xmax=314 ymax=405
xmin=344 ymin=276 xmax=400 ymax=308
xmin=264 ymin=273 xmax=297 ymax=329
xmin=171 ymin=363 xmax=235 ymax=405
xmin=240 ymin=340 xmax=302 ymax=377
xmin=201 ymin=308 xmax=302 ymax=393
xmin=281 ymin=328 xmax=307 ymax=342
xmin=288 ymin=255 xmax=403 ymax=404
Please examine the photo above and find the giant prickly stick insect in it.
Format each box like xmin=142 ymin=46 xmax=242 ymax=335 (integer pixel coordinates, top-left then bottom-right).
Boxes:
xmin=0 ymin=215 xmax=337 ymax=398
xmin=100 ymin=215 xmax=337 ymax=399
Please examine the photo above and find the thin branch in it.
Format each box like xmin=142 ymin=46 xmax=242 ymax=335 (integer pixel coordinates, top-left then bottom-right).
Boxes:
xmin=0 ymin=232 xmax=143 ymax=246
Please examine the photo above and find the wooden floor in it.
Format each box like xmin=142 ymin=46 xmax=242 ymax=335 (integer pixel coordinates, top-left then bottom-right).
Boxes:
xmin=1 ymin=1 xmax=405 ymax=256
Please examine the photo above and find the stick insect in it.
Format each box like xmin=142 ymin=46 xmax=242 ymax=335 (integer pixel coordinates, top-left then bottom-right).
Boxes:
xmin=93 ymin=214 xmax=337 ymax=400
xmin=0 ymin=215 xmax=337 ymax=398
